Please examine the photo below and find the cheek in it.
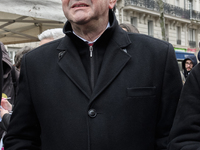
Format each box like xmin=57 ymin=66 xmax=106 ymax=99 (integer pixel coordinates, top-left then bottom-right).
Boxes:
xmin=62 ymin=1 xmax=70 ymax=16
xmin=95 ymin=3 xmax=109 ymax=14
xmin=62 ymin=0 xmax=69 ymax=3
xmin=62 ymin=0 xmax=69 ymax=9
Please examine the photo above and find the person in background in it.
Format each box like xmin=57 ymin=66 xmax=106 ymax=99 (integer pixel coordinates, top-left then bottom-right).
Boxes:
xmin=180 ymin=55 xmax=197 ymax=84
xmin=168 ymin=62 xmax=200 ymax=149
xmin=4 ymin=0 xmax=182 ymax=150
xmin=198 ymin=42 xmax=200 ymax=62
xmin=14 ymin=46 xmax=34 ymax=71
xmin=0 ymin=98 xmax=12 ymax=130
xmin=0 ymin=41 xmax=18 ymax=115
xmin=0 ymin=44 xmax=2 ymax=149
xmin=38 ymin=28 xmax=65 ymax=46
xmin=0 ymin=46 xmax=33 ymax=149
xmin=0 ymin=43 xmax=2 ymax=99
xmin=0 ymin=42 xmax=19 ymax=148
xmin=119 ymin=23 xmax=139 ymax=33
xmin=0 ymin=42 xmax=2 ymax=101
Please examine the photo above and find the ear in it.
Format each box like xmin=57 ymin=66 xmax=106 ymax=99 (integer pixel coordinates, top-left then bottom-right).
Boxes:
xmin=109 ymin=0 xmax=117 ymax=9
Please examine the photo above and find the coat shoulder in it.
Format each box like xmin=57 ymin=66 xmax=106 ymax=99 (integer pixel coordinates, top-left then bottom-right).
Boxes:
xmin=190 ymin=63 xmax=200 ymax=80
xmin=126 ymin=33 xmax=173 ymax=57
xmin=128 ymin=33 xmax=170 ymax=48
xmin=26 ymin=38 xmax=63 ymax=58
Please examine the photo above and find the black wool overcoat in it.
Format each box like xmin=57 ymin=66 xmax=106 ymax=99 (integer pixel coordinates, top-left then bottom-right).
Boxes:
xmin=4 ymin=11 xmax=182 ymax=150
xmin=168 ymin=63 xmax=200 ymax=150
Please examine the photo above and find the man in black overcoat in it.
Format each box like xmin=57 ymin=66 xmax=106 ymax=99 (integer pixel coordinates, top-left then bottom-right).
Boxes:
xmin=4 ymin=0 xmax=182 ymax=149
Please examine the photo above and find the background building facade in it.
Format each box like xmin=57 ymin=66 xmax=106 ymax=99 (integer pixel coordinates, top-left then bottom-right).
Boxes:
xmin=116 ymin=0 xmax=200 ymax=54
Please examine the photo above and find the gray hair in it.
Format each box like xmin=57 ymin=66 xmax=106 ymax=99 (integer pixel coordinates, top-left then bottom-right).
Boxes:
xmin=14 ymin=46 xmax=34 ymax=69
xmin=38 ymin=28 xmax=65 ymax=41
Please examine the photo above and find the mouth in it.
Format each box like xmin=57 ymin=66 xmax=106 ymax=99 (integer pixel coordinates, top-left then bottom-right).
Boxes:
xmin=72 ymin=3 xmax=89 ymax=8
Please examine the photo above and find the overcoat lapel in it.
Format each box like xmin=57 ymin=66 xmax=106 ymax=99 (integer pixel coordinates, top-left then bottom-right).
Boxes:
xmin=90 ymin=41 xmax=131 ymax=102
xmin=57 ymin=37 xmax=91 ymax=99
xmin=57 ymin=14 xmax=132 ymax=102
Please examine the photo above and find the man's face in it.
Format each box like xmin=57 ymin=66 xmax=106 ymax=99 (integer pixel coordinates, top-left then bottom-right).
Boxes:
xmin=61 ymin=0 xmax=116 ymax=25
xmin=185 ymin=60 xmax=193 ymax=71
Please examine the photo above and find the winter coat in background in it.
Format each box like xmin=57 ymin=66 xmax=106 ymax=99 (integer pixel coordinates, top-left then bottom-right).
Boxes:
xmin=0 ymin=42 xmax=19 ymax=138
xmin=1 ymin=42 xmax=19 ymax=104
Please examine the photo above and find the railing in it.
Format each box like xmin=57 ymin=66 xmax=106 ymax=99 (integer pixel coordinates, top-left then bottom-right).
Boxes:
xmin=191 ymin=10 xmax=200 ymax=20
xmin=125 ymin=0 xmax=200 ymax=21
xmin=177 ymin=39 xmax=181 ymax=45
xmin=188 ymin=41 xmax=196 ymax=48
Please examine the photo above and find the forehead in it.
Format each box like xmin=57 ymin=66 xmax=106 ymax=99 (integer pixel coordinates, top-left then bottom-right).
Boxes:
xmin=186 ymin=59 xmax=192 ymax=63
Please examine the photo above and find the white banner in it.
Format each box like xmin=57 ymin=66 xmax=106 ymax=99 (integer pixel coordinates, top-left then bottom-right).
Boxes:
xmin=0 ymin=0 xmax=66 ymax=22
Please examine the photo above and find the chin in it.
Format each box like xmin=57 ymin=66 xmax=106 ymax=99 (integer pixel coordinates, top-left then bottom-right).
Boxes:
xmin=72 ymin=17 xmax=90 ymax=25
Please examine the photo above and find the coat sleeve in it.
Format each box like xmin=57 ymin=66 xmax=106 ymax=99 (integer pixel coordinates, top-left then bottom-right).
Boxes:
xmin=156 ymin=43 xmax=182 ymax=149
xmin=0 ymin=113 xmax=11 ymax=131
xmin=168 ymin=64 xmax=200 ymax=150
xmin=3 ymin=56 xmax=41 ymax=150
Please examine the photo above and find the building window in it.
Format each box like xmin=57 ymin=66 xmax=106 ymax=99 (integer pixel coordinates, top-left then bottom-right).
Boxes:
xmin=177 ymin=27 xmax=181 ymax=45
xmin=165 ymin=24 xmax=169 ymax=42
xmin=189 ymin=29 xmax=196 ymax=41
xmin=175 ymin=0 xmax=180 ymax=6
xmin=188 ymin=0 xmax=193 ymax=18
xmin=148 ymin=20 xmax=154 ymax=37
xmin=189 ymin=28 xmax=196 ymax=48
xmin=131 ymin=17 xmax=137 ymax=28
xmin=199 ymin=0 xmax=200 ymax=10
xmin=189 ymin=0 xmax=193 ymax=8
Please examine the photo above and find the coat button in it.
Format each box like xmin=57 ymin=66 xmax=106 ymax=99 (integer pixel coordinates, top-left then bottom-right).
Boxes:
xmin=88 ymin=109 xmax=97 ymax=118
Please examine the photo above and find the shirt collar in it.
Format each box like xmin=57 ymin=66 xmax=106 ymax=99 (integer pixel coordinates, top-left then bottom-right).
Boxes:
xmin=73 ymin=22 xmax=110 ymax=44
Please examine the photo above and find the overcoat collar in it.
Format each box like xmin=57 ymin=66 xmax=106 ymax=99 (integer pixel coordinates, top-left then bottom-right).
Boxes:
xmin=57 ymin=10 xmax=132 ymax=101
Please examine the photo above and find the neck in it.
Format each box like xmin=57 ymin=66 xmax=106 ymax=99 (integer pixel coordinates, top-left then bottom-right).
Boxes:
xmin=71 ymin=18 xmax=109 ymax=42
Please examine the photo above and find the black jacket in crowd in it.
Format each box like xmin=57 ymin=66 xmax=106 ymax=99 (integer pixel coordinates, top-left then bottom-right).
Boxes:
xmin=168 ymin=63 xmax=200 ymax=149
xmin=0 ymin=42 xmax=19 ymax=138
